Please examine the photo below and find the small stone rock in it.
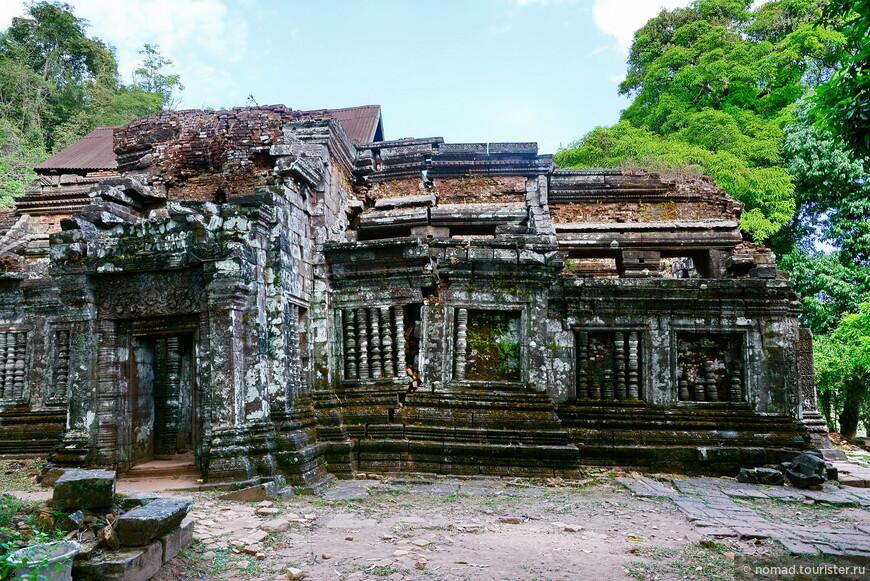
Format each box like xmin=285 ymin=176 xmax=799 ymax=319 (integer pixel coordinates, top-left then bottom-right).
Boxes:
xmin=394 ymin=549 xmax=410 ymax=557
xmin=256 ymin=507 xmax=281 ymax=516
xmin=736 ymin=468 xmax=758 ymax=484
xmin=564 ymin=525 xmax=583 ymax=533
xmin=355 ymin=473 xmax=367 ymax=480
xmin=58 ymin=510 xmax=85 ymax=532
xmin=260 ymin=518 xmax=291 ymax=534
xmin=498 ymin=516 xmax=523 ymax=524
xmin=411 ymin=539 xmax=430 ymax=547
xmin=99 ymin=524 xmax=121 ymax=551
xmin=345 ymin=535 xmax=355 ymax=541
xmin=756 ymin=467 xmax=784 ymax=485
xmin=257 ymin=501 xmax=274 ymax=508
xmin=285 ymin=567 xmax=305 ymax=580
xmin=303 ymin=513 xmax=316 ymax=520
xmin=255 ymin=552 xmax=266 ymax=560
xmin=321 ymin=553 xmax=331 ymax=560
xmin=387 ymin=573 xmax=403 ymax=581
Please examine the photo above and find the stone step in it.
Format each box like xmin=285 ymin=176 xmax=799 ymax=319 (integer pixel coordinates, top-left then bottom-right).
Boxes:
xmin=124 ymin=454 xmax=200 ymax=479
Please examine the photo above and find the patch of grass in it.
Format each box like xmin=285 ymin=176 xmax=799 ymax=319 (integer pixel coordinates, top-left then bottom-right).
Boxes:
xmin=0 ymin=494 xmax=26 ymax=530
xmin=624 ymin=541 xmax=768 ymax=581
xmin=0 ymin=460 xmax=40 ymax=493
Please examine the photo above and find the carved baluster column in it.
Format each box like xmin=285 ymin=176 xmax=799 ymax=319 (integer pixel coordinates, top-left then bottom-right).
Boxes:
xmin=357 ymin=308 xmax=370 ymax=380
xmin=370 ymin=308 xmax=382 ymax=379
xmin=576 ymin=331 xmax=588 ymax=399
xmin=628 ymin=331 xmax=640 ymax=400
xmin=343 ymin=309 xmax=357 ymax=380
xmin=679 ymin=375 xmax=690 ymax=401
xmin=394 ymin=306 xmax=406 ymax=376
xmin=0 ymin=333 xmax=7 ymax=399
xmin=13 ymin=332 xmax=25 ymax=401
xmin=614 ymin=332 xmax=626 ymax=400
xmin=381 ymin=306 xmax=393 ymax=378
xmin=454 ymin=308 xmax=468 ymax=381
xmin=704 ymin=360 xmax=717 ymax=402
xmin=730 ymin=360 xmax=743 ymax=402
xmin=55 ymin=330 xmax=70 ymax=401
xmin=4 ymin=333 xmax=15 ymax=399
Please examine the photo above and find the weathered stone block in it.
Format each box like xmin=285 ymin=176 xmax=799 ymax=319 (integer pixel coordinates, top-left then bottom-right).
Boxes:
xmin=217 ymin=481 xmax=278 ymax=502
xmin=72 ymin=540 xmax=162 ymax=581
xmin=117 ymin=491 xmax=161 ymax=510
xmin=736 ymin=468 xmax=758 ymax=484
xmin=755 ymin=467 xmax=784 ymax=485
xmin=786 ymin=452 xmax=827 ymax=489
xmin=159 ymin=514 xmax=195 ymax=562
xmin=115 ymin=498 xmax=192 ymax=547
xmin=53 ymin=469 xmax=116 ymax=512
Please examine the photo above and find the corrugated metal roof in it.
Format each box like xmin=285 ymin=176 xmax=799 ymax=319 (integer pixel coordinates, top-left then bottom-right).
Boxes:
xmin=302 ymin=105 xmax=383 ymax=143
xmin=35 ymin=127 xmax=118 ymax=172
xmin=35 ymin=105 xmax=383 ymax=172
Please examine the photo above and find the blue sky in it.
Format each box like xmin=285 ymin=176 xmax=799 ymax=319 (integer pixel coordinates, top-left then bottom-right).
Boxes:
xmin=0 ymin=0 xmax=694 ymax=153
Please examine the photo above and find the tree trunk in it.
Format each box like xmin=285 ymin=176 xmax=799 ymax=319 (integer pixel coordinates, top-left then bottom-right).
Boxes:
xmin=839 ymin=379 xmax=866 ymax=439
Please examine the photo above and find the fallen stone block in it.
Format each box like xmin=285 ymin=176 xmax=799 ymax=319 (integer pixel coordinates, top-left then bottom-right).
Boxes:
xmin=786 ymin=452 xmax=827 ymax=489
xmin=756 ymin=467 xmax=784 ymax=485
xmin=736 ymin=468 xmax=758 ymax=484
xmin=160 ymin=514 xmax=195 ymax=562
xmin=53 ymin=469 xmax=116 ymax=512
xmin=115 ymin=498 xmax=192 ymax=547
xmin=117 ymin=491 xmax=161 ymax=510
xmin=39 ymin=467 xmax=67 ymax=488
xmin=72 ymin=541 xmax=162 ymax=581
xmin=58 ymin=509 xmax=85 ymax=532
xmin=218 ymin=481 xmax=278 ymax=502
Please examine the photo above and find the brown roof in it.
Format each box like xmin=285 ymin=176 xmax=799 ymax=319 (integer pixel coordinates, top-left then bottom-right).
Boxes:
xmin=36 ymin=126 xmax=119 ymax=172
xmin=302 ymin=105 xmax=383 ymax=143
xmin=35 ymin=105 xmax=383 ymax=173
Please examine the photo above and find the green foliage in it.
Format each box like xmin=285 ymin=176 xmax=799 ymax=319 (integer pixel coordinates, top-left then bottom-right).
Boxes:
xmin=557 ymin=0 xmax=846 ymax=242
xmin=814 ymin=300 xmax=870 ymax=437
xmin=813 ymin=0 xmax=870 ymax=158
xmin=0 ymin=2 xmax=181 ymax=203
xmin=555 ymin=121 xmax=795 ymax=240
xmin=133 ymin=43 xmax=183 ymax=108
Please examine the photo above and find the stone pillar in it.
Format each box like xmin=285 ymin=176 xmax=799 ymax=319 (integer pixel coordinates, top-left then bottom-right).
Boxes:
xmin=628 ymin=331 xmax=639 ymax=400
xmin=576 ymin=330 xmax=588 ymax=399
xmin=454 ymin=308 xmax=468 ymax=381
xmin=394 ymin=306 xmax=406 ymax=376
xmin=614 ymin=332 xmax=625 ymax=400
xmin=343 ymin=309 xmax=357 ymax=380
xmin=370 ymin=308 xmax=382 ymax=379
xmin=381 ymin=306 xmax=393 ymax=378
xmin=357 ymin=308 xmax=369 ymax=380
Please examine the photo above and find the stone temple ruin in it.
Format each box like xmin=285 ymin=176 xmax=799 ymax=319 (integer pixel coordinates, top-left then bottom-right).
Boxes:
xmin=0 ymin=104 xmax=828 ymax=486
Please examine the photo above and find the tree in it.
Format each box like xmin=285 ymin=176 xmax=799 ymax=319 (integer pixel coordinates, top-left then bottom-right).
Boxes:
xmin=0 ymin=2 xmax=181 ymax=204
xmin=132 ymin=43 xmax=183 ymax=109
xmin=813 ymin=0 xmax=870 ymax=158
xmin=556 ymin=0 xmax=846 ymax=242
xmin=815 ymin=299 xmax=870 ymax=438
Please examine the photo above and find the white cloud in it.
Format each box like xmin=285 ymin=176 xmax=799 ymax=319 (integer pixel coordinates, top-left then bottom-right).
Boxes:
xmin=591 ymin=0 xmax=691 ymax=53
xmin=0 ymin=1 xmax=28 ymax=29
xmin=64 ymin=0 xmax=247 ymax=82
xmin=585 ymin=44 xmax=609 ymax=57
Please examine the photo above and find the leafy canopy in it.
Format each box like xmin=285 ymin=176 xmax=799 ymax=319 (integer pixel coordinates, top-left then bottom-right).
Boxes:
xmin=556 ymin=0 xmax=845 ymax=242
xmin=0 ymin=2 xmax=182 ymax=205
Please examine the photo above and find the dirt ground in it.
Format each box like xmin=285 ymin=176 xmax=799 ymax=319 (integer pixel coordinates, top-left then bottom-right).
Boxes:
xmin=6 ymin=460 xmax=870 ymax=581
xmin=155 ymin=474 xmax=787 ymax=581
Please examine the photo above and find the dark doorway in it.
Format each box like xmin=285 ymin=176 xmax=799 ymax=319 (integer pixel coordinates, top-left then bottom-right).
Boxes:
xmin=130 ymin=333 xmax=196 ymax=465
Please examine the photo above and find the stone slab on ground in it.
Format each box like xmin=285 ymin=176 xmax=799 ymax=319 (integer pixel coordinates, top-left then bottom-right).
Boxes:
xmin=160 ymin=514 xmax=195 ymax=562
xmin=53 ymin=468 xmax=116 ymax=511
xmin=115 ymin=498 xmax=192 ymax=547
xmin=218 ymin=482 xmax=278 ymax=502
xmin=72 ymin=540 xmax=163 ymax=581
